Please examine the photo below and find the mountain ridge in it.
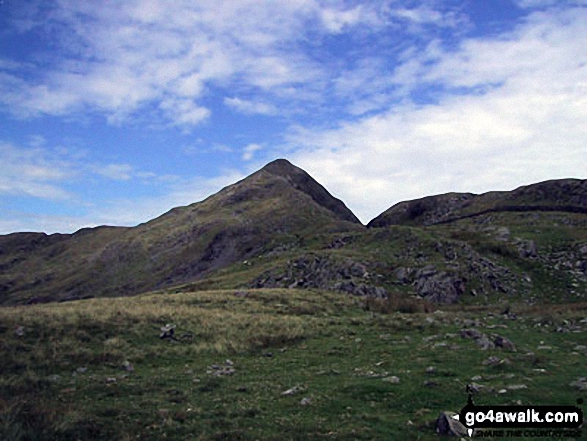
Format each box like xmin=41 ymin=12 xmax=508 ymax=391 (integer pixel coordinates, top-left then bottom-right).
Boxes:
xmin=1 ymin=159 xmax=586 ymax=306
xmin=368 ymin=178 xmax=587 ymax=228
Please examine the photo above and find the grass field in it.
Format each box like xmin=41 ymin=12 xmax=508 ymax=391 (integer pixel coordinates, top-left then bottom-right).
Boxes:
xmin=1 ymin=288 xmax=586 ymax=440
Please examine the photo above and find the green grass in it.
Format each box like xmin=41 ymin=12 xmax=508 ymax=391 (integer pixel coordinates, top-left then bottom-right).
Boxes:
xmin=1 ymin=289 xmax=586 ymax=440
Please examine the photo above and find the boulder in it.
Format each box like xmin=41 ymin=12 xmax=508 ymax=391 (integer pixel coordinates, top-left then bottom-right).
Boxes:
xmin=435 ymin=411 xmax=468 ymax=437
xmin=159 ymin=324 xmax=176 ymax=340
xmin=494 ymin=335 xmax=516 ymax=351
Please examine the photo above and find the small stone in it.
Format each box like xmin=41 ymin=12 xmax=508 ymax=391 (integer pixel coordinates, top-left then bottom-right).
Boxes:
xmin=471 ymin=375 xmax=482 ymax=381
xmin=159 ymin=324 xmax=176 ymax=339
xmin=498 ymin=389 xmax=507 ymax=394
xmin=281 ymin=385 xmax=304 ymax=396
xmin=507 ymin=384 xmax=528 ymax=391
xmin=426 ymin=366 xmax=436 ymax=374
xmin=48 ymin=374 xmax=62 ymax=383
xmin=382 ymin=376 xmax=400 ymax=384
xmin=299 ymin=397 xmax=312 ymax=406
xmin=570 ymin=378 xmax=587 ymax=391
xmin=76 ymin=366 xmax=88 ymax=374
xmin=494 ymin=335 xmax=516 ymax=351
xmin=482 ymin=356 xmax=502 ymax=366
xmin=106 ymin=377 xmax=117 ymax=383
xmin=15 ymin=326 xmax=25 ymax=337
xmin=122 ymin=361 xmax=134 ymax=372
xmin=467 ymin=383 xmax=483 ymax=394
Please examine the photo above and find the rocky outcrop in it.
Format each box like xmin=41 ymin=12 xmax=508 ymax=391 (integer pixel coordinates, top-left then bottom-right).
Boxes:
xmin=392 ymin=240 xmax=518 ymax=303
xmin=252 ymin=254 xmax=386 ymax=297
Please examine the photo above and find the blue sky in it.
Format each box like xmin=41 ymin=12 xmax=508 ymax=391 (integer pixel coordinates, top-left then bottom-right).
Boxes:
xmin=1 ymin=0 xmax=586 ymax=233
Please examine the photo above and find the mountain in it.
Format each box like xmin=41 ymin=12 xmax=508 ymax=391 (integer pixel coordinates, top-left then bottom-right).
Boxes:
xmin=1 ymin=161 xmax=586 ymax=307
xmin=0 ymin=159 xmax=361 ymax=305
xmin=368 ymin=178 xmax=587 ymax=227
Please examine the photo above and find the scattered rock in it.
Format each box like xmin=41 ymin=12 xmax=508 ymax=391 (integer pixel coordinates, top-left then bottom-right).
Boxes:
xmin=517 ymin=240 xmax=537 ymax=259
xmin=299 ymin=397 xmax=312 ymax=406
xmin=494 ymin=335 xmax=516 ymax=351
xmin=395 ymin=267 xmax=413 ymax=283
xmin=460 ymin=328 xmax=494 ymax=350
xmin=159 ymin=324 xmax=176 ymax=340
xmin=483 ymin=356 xmax=504 ymax=366
xmin=495 ymin=227 xmax=510 ymax=241
xmin=507 ymin=384 xmax=528 ymax=391
xmin=570 ymin=377 xmax=587 ymax=391
xmin=207 ymin=360 xmax=236 ymax=376
xmin=476 ymin=335 xmax=495 ymax=350
xmin=382 ymin=376 xmax=400 ymax=384
xmin=281 ymin=385 xmax=304 ymax=396
xmin=436 ymin=411 xmax=468 ymax=437
xmin=460 ymin=328 xmax=484 ymax=340
xmin=467 ymin=383 xmax=484 ymax=394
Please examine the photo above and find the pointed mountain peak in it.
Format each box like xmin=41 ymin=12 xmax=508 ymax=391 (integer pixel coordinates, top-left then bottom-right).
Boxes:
xmin=261 ymin=158 xmax=298 ymax=176
xmin=257 ymin=158 xmax=361 ymax=224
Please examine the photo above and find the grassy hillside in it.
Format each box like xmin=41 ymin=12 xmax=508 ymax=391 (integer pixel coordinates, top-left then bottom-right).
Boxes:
xmin=1 ymin=288 xmax=585 ymax=440
xmin=0 ymin=160 xmax=360 ymax=305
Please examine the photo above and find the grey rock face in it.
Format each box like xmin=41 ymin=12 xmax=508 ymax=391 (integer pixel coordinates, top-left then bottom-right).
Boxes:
xmin=436 ymin=411 xmax=469 ymax=437
xmin=253 ymin=255 xmax=386 ymax=298
xmin=413 ymin=267 xmax=465 ymax=304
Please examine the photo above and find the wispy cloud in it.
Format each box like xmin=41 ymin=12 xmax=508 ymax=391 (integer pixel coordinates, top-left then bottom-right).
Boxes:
xmin=0 ymin=0 xmax=461 ymax=126
xmin=242 ymin=143 xmax=264 ymax=161
xmin=224 ymin=97 xmax=278 ymax=116
xmin=289 ymin=7 xmax=587 ymax=223
xmin=0 ymin=142 xmax=74 ymax=200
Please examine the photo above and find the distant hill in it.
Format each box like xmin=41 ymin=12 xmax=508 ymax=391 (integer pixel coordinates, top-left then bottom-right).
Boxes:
xmin=0 ymin=159 xmax=361 ymax=305
xmin=368 ymin=179 xmax=587 ymax=227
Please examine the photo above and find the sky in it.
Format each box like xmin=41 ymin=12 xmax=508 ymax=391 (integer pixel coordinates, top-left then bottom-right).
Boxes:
xmin=1 ymin=0 xmax=586 ymax=233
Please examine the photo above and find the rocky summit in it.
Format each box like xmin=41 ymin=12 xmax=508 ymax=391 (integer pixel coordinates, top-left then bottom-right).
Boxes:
xmin=0 ymin=159 xmax=586 ymax=306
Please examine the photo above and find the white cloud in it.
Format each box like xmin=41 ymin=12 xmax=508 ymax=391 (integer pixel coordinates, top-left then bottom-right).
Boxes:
xmin=515 ymin=0 xmax=587 ymax=8
xmin=242 ymin=143 xmax=264 ymax=161
xmin=95 ymin=164 xmax=135 ymax=181
xmin=288 ymin=7 xmax=587 ymax=223
xmin=0 ymin=0 xmax=463 ymax=126
xmin=224 ymin=97 xmax=278 ymax=116
xmin=0 ymin=142 xmax=74 ymax=200
xmin=320 ymin=6 xmax=365 ymax=33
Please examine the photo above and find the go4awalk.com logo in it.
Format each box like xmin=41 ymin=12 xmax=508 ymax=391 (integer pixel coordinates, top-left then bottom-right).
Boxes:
xmin=452 ymin=395 xmax=583 ymax=438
